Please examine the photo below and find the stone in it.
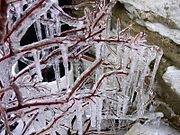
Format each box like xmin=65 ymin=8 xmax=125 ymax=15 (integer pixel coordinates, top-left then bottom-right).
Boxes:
xmin=118 ymin=0 xmax=180 ymax=44
xmin=163 ymin=66 xmax=180 ymax=95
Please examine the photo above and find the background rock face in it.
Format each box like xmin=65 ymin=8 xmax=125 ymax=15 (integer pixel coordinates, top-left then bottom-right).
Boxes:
xmin=118 ymin=0 xmax=180 ymax=44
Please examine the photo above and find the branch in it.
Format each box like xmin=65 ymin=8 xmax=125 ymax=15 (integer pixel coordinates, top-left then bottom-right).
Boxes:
xmin=84 ymin=70 xmax=128 ymax=99
xmin=4 ymin=0 xmax=46 ymax=42
xmin=0 ymin=102 xmax=12 ymax=135
xmin=11 ymin=82 xmax=23 ymax=106
xmin=68 ymin=58 xmax=103 ymax=99
xmin=35 ymin=99 xmax=75 ymax=135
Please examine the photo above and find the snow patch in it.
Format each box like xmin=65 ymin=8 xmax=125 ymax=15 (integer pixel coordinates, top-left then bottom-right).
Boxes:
xmin=145 ymin=22 xmax=180 ymax=44
xmin=126 ymin=121 xmax=179 ymax=135
xmin=163 ymin=66 xmax=180 ymax=95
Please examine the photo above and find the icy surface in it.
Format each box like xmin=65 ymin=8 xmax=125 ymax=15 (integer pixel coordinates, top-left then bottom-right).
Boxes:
xmin=0 ymin=0 xmax=165 ymax=134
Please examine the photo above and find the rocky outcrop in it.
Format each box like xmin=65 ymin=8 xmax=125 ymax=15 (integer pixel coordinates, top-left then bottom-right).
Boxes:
xmin=163 ymin=66 xmax=180 ymax=96
xmin=119 ymin=0 xmax=180 ymax=44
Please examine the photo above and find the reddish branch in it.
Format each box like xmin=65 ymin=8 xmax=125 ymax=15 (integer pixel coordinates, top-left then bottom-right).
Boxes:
xmin=68 ymin=58 xmax=103 ymax=99
xmin=22 ymin=112 xmax=39 ymax=135
xmin=35 ymin=100 xmax=75 ymax=135
xmin=7 ymin=99 xmax=68 ymax=113
xmin=0 ymin=102 xmax=12 ymax=135
xmin=0 ymin=0 xmax=7 ymax=43
xmin=11 ymin=82 xmax=23 ymax=106
xmin=83 ymin=70 xmax=128 ymax=99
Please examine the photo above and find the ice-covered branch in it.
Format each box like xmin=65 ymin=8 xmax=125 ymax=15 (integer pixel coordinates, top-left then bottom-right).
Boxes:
xmin=0 ymin=0 xmax=164 ymax=134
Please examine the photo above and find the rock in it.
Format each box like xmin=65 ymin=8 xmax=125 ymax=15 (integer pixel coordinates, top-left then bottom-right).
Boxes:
xmin=163 ymin=66 xmax=180 ymax=95
xmin=118 ymin=0 xmax=180 ymax=44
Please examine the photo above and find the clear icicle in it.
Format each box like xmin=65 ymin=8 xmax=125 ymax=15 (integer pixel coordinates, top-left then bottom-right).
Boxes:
xmin=55 ymin=15 xmax=61 ymax=36
xmin=137 ymin=54 xmax=151 ymax=116
xmin=76 ymin=99 xmax=83 ymax=135
xmin=148 ymin=47 xmax=163 ymax=92
xmin=38 ymin=107 xmax=46 ymax=128
xmin=96 ymin=97 xmax=103 ymax=131
xmin=96 ymin=43 xmax=101 ymax=59
xmin=0 ymin=58 xmax=10 ymax=88
xmin=49 ymin=22 xmax=54 ymax=38
xmin=32 ymin=49 xmax=43 ymax=81
xmin=14 ymin=2 xmax=21 ymax=20
xmin=130 ymin=46 xmax=145 ymax=101
xmin=62 ymin=45 xmax=69 ymax=90
xmin=125 ymin=49 xmax=138 ymax=95
xmin=34 ymin=20 xmax=42 ymax=41
xmin=117 ymin=96 xmax=123 ymax=116
xmin=53 ymin=59 xmax=61 ymax=93
xmin=122 ymin=96 xmax=129 ymax=115
xmin=116 ymin=18 xmax=121 ymax=40
xmin=105 ymin=15 xmax=111 ymax=37
xmin=90 ymin=99 xmax=96 ymax=127
xmin=44 ymin=14 xmax=50 ymax=38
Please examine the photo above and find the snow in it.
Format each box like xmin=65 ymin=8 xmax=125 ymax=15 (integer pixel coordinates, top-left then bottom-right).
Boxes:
xmin=119 ymin=0 xmax=180 ymax=44
xmin=163 ymin=66 xmax=180 ymax=95
xmin=126 ymin=120 xmax=180 ymax=135
xmin=145 ymin=22 xmax=180 ymax=44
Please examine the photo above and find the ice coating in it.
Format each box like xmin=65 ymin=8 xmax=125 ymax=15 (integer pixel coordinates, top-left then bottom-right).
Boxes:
xmin=0 ymin=0 xmax=164 ymax=134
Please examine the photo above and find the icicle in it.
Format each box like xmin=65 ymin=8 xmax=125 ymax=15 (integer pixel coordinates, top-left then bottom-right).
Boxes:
xmin=117 ymin=45 xmax=123 ymax=69
xmin=90 ymin=99 xmax=96 ymax=127
xmin=122 ymin=96 xmax=129 ymax=115
xmin=32 ymin=49 xmax=43 ymax=81
xmin=130 ymin=46 xmax=145 ymax=101
xmin=105 ymin=15 xmax=111 ymax=37
xmin=48 ymin=22 xmax=54 ymax=38
xmin=125 ymin=49 xmax=138 ymax=95
xmin=123 ymin=47 xmax=131 ymax=71
xmin=38 ymin=107 xmax=46 ymax=128
xmin=14 ymin=2 xmax=21 ymax=20
xmin=53 ymin=59 xmax=61 ymax=93
xmin=76 ymin=99 xmax=83 ymax=135
xmin=0 ymin=58 xmax=10 ymax=88
xmin=96 ymin=43 xmax=101 ymax=59
xmin=61 ymin=45 xmax=69 ymax=90
xmin=148 ymin=47 xmax=163 ymax=92
xmin=96 ymin=97 xmax=103 ymax=132
xmin=116 ymin=18 xmax=121 ymax=40
xmin=117 ymin=95 xmax=123 ymax=116
xmin=44 ymin=14 xmax=50 ymax=38
xmin=55 ymin=15 xmax=61 ymax=36
xmin=137 ymin=49 xmax=153 ymax=116
xmin=34 ymin=20 xmax=42 ymax=41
